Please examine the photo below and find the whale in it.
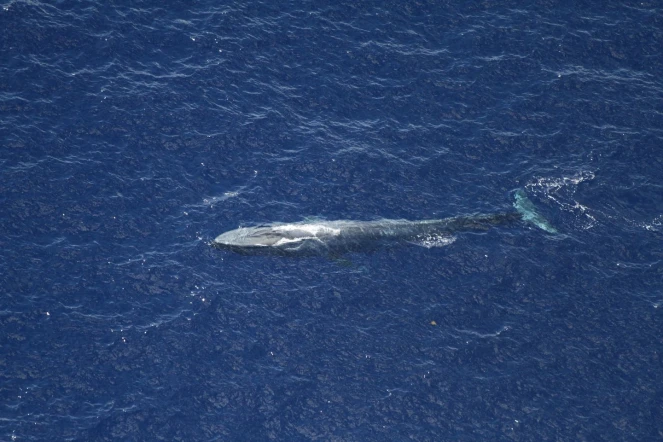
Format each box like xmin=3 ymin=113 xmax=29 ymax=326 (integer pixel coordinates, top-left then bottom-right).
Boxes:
xmin=212 ymin=189 xmax=556 ymax=256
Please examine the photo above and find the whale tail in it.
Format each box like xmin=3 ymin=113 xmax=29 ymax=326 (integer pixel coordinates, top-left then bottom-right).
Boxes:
xmin=513 ymin=189 xmax=558 ymax=234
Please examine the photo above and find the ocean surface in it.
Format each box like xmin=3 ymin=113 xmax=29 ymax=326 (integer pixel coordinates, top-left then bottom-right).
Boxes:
xmin=2 ymin=1 xmax=662 ymax=440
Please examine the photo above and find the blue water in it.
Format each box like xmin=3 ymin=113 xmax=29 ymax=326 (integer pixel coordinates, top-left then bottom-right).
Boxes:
xmin=2 ymin=1 xmax=662 ymax=440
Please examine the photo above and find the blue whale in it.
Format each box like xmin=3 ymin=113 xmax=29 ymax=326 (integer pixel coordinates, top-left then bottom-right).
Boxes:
xmin=212 ymin=189 xmax=556 ymax=256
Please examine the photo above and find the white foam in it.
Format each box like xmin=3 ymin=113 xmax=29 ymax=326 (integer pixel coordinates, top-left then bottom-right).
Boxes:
xmin=273 ymin=237 xmax=306 ymax=246
xmin=273 ymin=223 xmax=341 ymax=237
xmin=412 ymin=234 xmax=456 ymax=248
xmin=638 ymin=214 xmax=662 ymax=232
xmin=527 ymin=171 xmax=598 ymax=230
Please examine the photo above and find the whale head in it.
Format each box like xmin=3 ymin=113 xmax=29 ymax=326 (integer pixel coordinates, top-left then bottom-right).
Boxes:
xmin=213 ymin=226 xmax=289 ymax=250
xmin=212 ymin=222 xmax=342 ymax=255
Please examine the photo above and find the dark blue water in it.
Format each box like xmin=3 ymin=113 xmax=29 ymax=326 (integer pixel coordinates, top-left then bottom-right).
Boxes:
xmin=2 ymin=1 xmax=662 ymax=440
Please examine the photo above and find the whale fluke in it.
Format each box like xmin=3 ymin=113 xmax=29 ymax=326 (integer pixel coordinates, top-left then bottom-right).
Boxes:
xmin=513 ymin=189 xmax=558 ymax=233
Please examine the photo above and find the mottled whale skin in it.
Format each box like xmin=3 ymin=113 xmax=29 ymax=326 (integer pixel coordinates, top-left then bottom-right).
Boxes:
xmin=212 ymin=190 xmax=556 ymax=256
xmin=213 ymin=213 xmax=519 ymax=256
